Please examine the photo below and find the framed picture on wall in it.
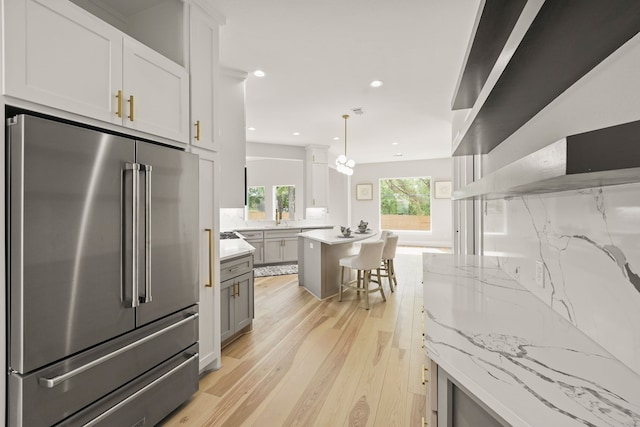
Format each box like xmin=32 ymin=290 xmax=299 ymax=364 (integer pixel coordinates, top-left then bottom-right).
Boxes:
xmin=434 ymin=181 xmax=452 ymax=199
xmin=356 ymin=183 xmax=373 ymax=200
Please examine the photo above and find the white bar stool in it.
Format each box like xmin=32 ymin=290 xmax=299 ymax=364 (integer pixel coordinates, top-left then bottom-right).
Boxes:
xmin=338 ymin=240 xmax=386 ymax=310
xmin=378 ymin=234 xmax=399 ymax=292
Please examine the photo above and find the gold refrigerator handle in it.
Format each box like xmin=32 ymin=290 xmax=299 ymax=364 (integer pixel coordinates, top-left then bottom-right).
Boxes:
xmin=195 ymin=120 xmax=201 ymax=141
xmin=205 ymin=229 xmax=213 ymax=287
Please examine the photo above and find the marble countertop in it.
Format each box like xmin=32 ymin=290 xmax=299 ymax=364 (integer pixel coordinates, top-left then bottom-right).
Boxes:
xmin=298 ymin=227 xmax=378 ymax=245
xmin=423 ymin=254 xmax=640 ymax=427
xmin=220 ymin=239 xmax=255 ymax=262
xmin=233 ymin=224 xmax=334 ymax=232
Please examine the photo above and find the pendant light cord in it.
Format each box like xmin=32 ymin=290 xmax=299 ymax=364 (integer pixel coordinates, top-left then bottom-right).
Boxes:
xmin=343 ymin=114 xmax=349 ymax=156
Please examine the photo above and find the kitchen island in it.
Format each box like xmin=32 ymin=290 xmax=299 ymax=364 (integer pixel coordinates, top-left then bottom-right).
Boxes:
xmin=423 ymin=254 xmax=640 ymax=426
xmin=297 ymin=227 xmax=378 ymax=299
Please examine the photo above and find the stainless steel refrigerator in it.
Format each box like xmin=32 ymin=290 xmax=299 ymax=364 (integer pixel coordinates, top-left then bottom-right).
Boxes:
xmin=6 ymin=114 xmax=200 ymax=426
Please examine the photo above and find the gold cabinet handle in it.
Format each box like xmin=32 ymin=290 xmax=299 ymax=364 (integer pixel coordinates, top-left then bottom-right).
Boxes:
xmin=421 ymin=416 xmax=427 ymax=426
xmin=236 ymin=282 xmax=240 ymax=297
xmin=421 ymin=337 xmax=425 ymax=349
xmin=195 ymin=120 xmax=201 ymax=141
xmin=422 ymin=365 xmax=429 ymax=385
xmin=116 ymin=90 xmax=123 ymax=118
xmin=205 ymin=228 xmax=213 ymax=287
xmin=128 ymin=95 xmax=135 ymax=121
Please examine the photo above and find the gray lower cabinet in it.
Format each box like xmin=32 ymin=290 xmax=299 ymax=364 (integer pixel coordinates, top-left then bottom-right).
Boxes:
xmin=247 ymin=239 xmax=264 ymax=264
xmin=220 ymin=254 xmax=254 ymax=345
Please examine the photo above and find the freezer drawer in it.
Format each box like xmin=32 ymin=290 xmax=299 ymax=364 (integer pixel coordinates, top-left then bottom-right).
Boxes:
xmin=8 ymin=307 xmax=198 ymax=427
xmin=60 ymin=344 xmax=199 ymax=427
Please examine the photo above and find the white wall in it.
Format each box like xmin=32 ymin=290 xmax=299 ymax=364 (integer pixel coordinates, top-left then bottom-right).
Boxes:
xmin=246 ymin=158 xmax=304 ymax=221
xmin=350 ymin=158 xmax=453 ymax=247
xmin=327 ymin=166 xmax=348 ymax=226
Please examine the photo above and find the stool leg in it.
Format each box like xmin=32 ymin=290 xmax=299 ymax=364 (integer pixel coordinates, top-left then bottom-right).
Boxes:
xmin=339 ymin=266 xmax=344 ymax=302
xmin=356 ymin=270 xmax=361 ymax=296
xmin=385 ymin=260 xmax=395 ymax=293
xmin=363 ymin=270 xmax=370 ymax=310
xmin=379 ymin=271 xmax=386 ymax=302
xmin=390 ymin=259 xmax=398 ymax=288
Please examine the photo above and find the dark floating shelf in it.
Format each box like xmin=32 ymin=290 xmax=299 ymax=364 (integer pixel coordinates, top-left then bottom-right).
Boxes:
xmin=452 ymin=0 xmax=640 ymax=157
xmin=452 ymin=120 xmax=640 ymax=200
xmin=451 ymin=0 xmax=527 ymax=110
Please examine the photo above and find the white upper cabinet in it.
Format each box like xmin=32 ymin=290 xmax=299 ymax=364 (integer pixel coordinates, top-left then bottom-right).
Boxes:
xmin=219 ymin=68 xmax=248 ymax=209
xmin=189 ymin=3 xmax=220 ymax=151
xmin=3 ymin=0 xmax=189 ymax=143
xmin=305 ymin=146 xmax=329 ymax=208
xmin=3 ymin=0 xmax=123 ymax=124
xmin=122 ymin=38 xmax=189 ymax=142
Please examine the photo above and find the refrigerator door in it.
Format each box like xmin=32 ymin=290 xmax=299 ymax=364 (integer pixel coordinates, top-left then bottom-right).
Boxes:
xmin=135 ymin=142 xmax=198 ymax=326
xmin=8 ymin=115 xmax=136 ymax=374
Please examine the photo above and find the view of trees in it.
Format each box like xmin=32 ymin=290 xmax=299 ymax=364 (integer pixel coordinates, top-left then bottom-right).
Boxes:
xmin=380 ymin=177 xmax=431 ymax=216
xmin=247 ymin=186 xmax=265 ymax=213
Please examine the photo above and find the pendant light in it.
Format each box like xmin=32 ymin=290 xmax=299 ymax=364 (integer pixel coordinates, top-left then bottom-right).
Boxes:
xmin=336 ymin=114 xmax=355 ymax=176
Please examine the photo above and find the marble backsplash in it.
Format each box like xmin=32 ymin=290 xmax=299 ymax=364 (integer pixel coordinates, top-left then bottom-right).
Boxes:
xmin=483 ymin=181 xmax=640 ymax=376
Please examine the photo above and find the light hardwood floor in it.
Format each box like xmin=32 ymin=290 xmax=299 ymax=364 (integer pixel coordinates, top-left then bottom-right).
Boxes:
xmin=162 ymin=248 xmax=432 ymax=426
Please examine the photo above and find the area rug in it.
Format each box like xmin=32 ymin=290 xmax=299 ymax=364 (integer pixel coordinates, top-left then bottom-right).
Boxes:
xmin=254 ymin=264 xmax=298 ymax=277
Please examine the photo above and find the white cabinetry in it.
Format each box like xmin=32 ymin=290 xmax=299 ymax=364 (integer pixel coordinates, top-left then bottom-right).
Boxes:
xmin=122 ymin=38 xmax=189 ymax=142
xmin=196 ymin=150 xmax=220 ymax=372
xmin=219 ymin=68 xmax=248 ymax=208
xmin=3 ymin=0 xmax=189 ymax=143
xmin=305 ymin=146 xmax=329 ymax=208
xmin=189 ymin=3 xmax=220 ymax=151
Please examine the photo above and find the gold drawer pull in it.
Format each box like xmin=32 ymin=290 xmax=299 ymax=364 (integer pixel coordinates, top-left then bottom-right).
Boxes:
xmin=205 ymin=228 xmax=213 ymax=287
xmin=422 ymin=416 xmax=427 ymax=426
xmin=195 ymin=120 xmax=201 ymax=141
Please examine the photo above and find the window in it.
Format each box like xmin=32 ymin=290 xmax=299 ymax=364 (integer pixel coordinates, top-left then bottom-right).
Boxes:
xmin=275 ymin=185 xmax=295 ymax=220
xmin=380 ymin=177 xmax=431 ymax=231
xmin=247 ymin=186 xmax=265 ymax=220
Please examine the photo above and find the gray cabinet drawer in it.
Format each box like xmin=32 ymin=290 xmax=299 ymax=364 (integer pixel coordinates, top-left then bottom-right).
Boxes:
xmin=264 ymin=228 xmax=301 ymax=239
xmin=220 ymin=254 xmax=253 ymax=283
xmin=237 ymin=230 xmax=263 ymax=239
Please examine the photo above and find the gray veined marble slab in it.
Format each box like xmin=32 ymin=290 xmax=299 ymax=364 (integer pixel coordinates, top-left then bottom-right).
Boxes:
xmin=423 ymin=254 xmax=640 ymax=427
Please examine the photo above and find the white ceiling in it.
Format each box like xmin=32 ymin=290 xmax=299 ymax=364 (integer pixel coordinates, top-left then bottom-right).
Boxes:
xmin=212 ymin=0 xmax=481 ymax=165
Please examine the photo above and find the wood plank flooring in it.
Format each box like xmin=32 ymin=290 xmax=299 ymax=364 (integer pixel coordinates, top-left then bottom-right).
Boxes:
xmin=162 ymin=247 xmax=433 ymax=426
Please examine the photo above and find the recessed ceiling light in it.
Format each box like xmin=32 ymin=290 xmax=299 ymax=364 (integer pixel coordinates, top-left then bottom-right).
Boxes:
xmin=370 ymin=80 xmax=384 ymax=88
xmin=292 ymin=132 xmax=300 ymax=136
xmin=333 ymin=137 xmax=340 ymax=140
xmin=248 ymin=127 xmax=256 ymax=131
xmin=391 ymin=142 xmax=399 ymax=145
xmin=253 ymin=70 xmax=266 ymax=77
xmin=394 ymin=153 xmax=403 ymax=157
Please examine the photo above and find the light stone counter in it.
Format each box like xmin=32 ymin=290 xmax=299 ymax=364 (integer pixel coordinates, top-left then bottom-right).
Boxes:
xmin=220 ymin=239 xmax=256 ymax=262
xmin=423 ymin=253 xmax=640 ymax=427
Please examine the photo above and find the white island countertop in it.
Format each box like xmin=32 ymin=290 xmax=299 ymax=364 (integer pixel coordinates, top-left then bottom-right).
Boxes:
xmin=423 ymin=254 xmax=640 ymax=427
xmin=220 ymin=239 xmax=256 ymax=262
xmin=298 ymin=227 xmax=377 ymax=245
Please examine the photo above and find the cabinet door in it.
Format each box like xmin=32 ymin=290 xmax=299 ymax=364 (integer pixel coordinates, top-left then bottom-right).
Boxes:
xmin=189 ymin=4 xmax=219 ymax=151
xmin=248 ymin=240 xmax=264 ymax=265
xmin=264 ymin=239 xmax=283 ymax=263
xmin=123 ymin=38 xmax=190 ymax=143
xmin=220 ymin=278 xmax=234 ymax=342
xmin=198 ymin=157 xmax=217 ymax=371
xmin=4 ymin=0 xmax=123 ymax=124
xmin=282 ymin=238 xmax=298 ymax=263
xmin=234 ymin=272 xmax=254 ymax=331
xmin=310 ymin=163 xmax=328 ymax=207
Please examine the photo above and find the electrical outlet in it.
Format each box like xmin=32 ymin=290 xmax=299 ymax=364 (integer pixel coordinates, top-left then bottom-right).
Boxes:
xmin=535 ymin=260 xmax=544 ymax=287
